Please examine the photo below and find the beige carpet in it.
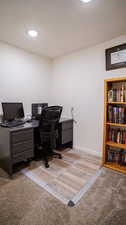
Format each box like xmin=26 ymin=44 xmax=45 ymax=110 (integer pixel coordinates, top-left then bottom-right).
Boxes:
xmin=1 ymin=151 xmax=126 ymax=225
xmin=0 ymin=165 xmax=126 ymax=225
xmin=0 ymin=166 xmax=126 ymax=225
xmin=22 ymin=149 xmax=101 ymax=205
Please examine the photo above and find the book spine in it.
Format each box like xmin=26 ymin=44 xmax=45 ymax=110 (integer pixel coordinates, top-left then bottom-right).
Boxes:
xmin=121 ymin=85 xmax=124 ymax=102
xmin=124 ymin=87 xmax=126 ymax=102
xmin=108 ymin=89 xmax=113 ymax=102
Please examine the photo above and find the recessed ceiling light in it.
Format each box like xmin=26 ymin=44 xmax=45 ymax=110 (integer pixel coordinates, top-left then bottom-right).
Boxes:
xmin=28 ymin=30 xmax=38 ymax=38
xmin=80 ymin=0 xmax=92 ymax=3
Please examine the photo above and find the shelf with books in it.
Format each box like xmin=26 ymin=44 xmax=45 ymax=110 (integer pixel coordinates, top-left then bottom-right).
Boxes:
xmin=107 ymin=105 xmax=125 ymax=124
xmin=107 ymin=82 xmax=126 ymax=103
xmin=103 ymin=77 xmax=126 ymax=174
xmin=106 ymin=141 xmax=126 ymax=150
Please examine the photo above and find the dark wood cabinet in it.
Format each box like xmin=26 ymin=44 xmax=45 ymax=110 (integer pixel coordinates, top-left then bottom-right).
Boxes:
xmin=57 ymin=119 xmax=73 ymax=148
xmin=0 ymin=126 xmax=34 ymax=176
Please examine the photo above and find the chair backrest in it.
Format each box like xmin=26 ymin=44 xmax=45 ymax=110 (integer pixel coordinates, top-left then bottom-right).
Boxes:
xmin=39 ymin=106 xmax=63 ymax=132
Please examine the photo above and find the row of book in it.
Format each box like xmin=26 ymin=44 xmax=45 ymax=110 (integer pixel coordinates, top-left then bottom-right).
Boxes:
xmin=108 ymin=105 xmax=126 ymax=124
xmin=108 ymin=128 xmax=126 ymax=144
xmin=107 ymin=147 xmax=126 ymax=165
xmin=108 ymin=86 xmax=126 ymax=102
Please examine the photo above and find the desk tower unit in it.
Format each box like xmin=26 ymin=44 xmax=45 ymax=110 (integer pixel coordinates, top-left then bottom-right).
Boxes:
xmin=103 ymin=77 xmax=126 ymax=174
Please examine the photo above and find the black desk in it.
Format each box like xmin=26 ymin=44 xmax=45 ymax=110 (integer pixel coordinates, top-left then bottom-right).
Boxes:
xmin=0 ymin=118 xmax=73 ymax=176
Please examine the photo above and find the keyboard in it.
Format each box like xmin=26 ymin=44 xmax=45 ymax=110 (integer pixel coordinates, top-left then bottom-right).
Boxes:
xmin=1 ymin=120 xmax=25 ymax=128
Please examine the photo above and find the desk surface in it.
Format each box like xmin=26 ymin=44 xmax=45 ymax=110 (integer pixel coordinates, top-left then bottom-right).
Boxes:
xmin=0 ymin=117 xmax=73 ymax=132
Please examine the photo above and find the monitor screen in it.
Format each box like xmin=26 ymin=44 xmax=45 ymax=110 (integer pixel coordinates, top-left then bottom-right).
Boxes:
xmin=2 ymin=102 xmax=24 ymax=121
xmin=32 ymin=103 xmax=48 ymax=117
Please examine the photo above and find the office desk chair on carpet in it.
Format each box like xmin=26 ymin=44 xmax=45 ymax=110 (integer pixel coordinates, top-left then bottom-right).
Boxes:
xmin=38 ymin=106 xmax=63 ymax=168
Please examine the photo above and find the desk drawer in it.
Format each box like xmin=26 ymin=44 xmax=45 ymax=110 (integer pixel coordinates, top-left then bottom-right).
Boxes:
xmin=62 ymin=128 xmax=73 ymax=144
xmin=12 ymin=129 xmax=33 ymax=144
xmin=62 ymin=121 xmax=73 ymax=130
xmin=12 ymin=150 xmax=33 ymax=164
xmin=12 ymin=140 xmax=33 ymax=156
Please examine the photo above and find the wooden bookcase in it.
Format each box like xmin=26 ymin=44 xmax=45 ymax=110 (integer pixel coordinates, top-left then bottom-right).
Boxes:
xmin=103 ymin=77 xmax=126 ymax=174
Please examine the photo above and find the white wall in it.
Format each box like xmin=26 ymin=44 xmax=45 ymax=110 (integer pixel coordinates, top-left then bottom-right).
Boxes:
xmin=0 ymin=42 xmax=51 ymax=116
xmin=1 ymin=35 xmax=126 ymax=157
xmin=51 ymin=34 xmax=126 ymax=157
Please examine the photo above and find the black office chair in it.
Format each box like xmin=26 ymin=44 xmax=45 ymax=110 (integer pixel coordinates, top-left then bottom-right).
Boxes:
xmin=38 ymin=106 xmax=63 ymax=168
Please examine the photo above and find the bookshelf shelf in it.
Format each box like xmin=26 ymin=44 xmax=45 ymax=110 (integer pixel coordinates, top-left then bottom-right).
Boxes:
xmin=106 ymin=141 xmax=126 ymax=150
xmin=103 ymin=77 xmax=126 ymax=174
xmin=107 ymin=102 xmax=126 ymax=104
xmin=104 ymin=162 xmax=126 ymax=174
xmin=106 ymin=122 xmax=126 ymax=127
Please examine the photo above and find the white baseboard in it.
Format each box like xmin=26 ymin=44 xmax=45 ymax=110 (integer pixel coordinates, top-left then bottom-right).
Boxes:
xmin=73 ymin=145 xmax=102 ymax=158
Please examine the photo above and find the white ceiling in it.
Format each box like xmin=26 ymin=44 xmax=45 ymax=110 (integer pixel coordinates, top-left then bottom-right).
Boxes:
xmin=0 ymin=0 xmax=126 ymax=58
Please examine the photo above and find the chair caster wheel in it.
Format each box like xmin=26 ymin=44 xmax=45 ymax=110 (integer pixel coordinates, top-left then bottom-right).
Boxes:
xmin=45 ymin=163 xmax=49 ymax=168
xmin=59 ymin=155 xmax=62 ymax=159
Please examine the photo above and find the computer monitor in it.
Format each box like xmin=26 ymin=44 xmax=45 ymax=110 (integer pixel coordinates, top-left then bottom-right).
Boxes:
xmin=2 ymin=102 xmax=24 ymax=121
xmin=32 ymin=103 xmax=48 ymax=119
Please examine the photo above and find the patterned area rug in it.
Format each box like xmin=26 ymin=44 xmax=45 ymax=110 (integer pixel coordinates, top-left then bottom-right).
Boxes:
xmin=22 ymin=149 xmax=102 ymax=206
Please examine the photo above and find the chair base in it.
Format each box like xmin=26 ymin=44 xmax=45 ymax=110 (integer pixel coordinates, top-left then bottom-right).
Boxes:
xmin=43 ymin=150 xmax=62 ymax=168
xmin=35 ymin=146 xmax=62 ymax=168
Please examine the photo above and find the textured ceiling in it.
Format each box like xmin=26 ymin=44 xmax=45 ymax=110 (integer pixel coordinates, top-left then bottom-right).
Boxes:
xmin=0 ymin=0 xmax=126 ymax=58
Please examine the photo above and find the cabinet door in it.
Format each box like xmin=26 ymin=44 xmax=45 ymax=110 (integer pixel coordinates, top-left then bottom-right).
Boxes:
xmin=62 ymin=128 xmax=73 ymax=144
xmin=62 ymin=121 xmax=73 ymax=130
xmin=11 ymin=128 xmax=34 ymax=163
